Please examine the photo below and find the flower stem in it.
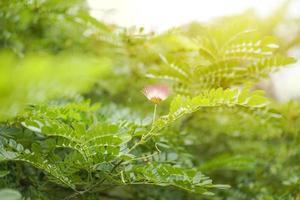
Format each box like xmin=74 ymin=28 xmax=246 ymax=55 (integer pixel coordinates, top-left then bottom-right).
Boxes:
xmin=127 ymin=104 xmax=157 ymax=154
xmin=152 ymin=104 xmax=157 ymax=128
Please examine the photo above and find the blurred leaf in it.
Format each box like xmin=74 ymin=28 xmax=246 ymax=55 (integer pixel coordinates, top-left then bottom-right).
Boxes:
xmin=0 ymin=189 xmax=21 ymax=200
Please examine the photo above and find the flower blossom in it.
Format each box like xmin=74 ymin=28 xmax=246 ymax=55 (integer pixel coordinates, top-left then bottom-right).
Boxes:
xmin=143 ymin=85 xmax=170 ymax=104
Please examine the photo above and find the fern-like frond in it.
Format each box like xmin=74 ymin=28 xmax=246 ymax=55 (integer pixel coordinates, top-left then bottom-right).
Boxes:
xmin=18 ymin=102 xmax=133 ymax=164
xmin=153 ymin=88 xmax=269 ymax=130
xmin=147 ymin=30 xmax=296 ymax=95
xmin=123 ymin=163 xmax=229 ymax=195
xmin=0 ymin=137 xmax=74 ymax=189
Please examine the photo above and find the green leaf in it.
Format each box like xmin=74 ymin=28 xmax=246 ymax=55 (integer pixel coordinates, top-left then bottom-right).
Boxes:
xmin=0 ymin=189 xmax=22 ymax=200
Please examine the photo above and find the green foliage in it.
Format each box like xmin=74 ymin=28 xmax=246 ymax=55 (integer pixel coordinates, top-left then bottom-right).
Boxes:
xmin=0 ymin=0 xmax=300 ymax=199
xmin=0 ymin=0 xmax=120 ymax=55
xmin=147 ymin=31 xmax=296 ymax=95
xmin=0 ymin=101 xmax=228 ymax=198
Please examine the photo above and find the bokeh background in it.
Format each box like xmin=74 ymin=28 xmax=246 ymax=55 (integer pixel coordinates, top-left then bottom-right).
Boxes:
xmin=88 ymin=0 xmax=300 ymax=101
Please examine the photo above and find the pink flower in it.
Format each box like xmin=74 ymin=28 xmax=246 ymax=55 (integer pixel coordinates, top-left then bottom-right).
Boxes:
xmin=143 ymin=85 xmax=170 ymax=104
